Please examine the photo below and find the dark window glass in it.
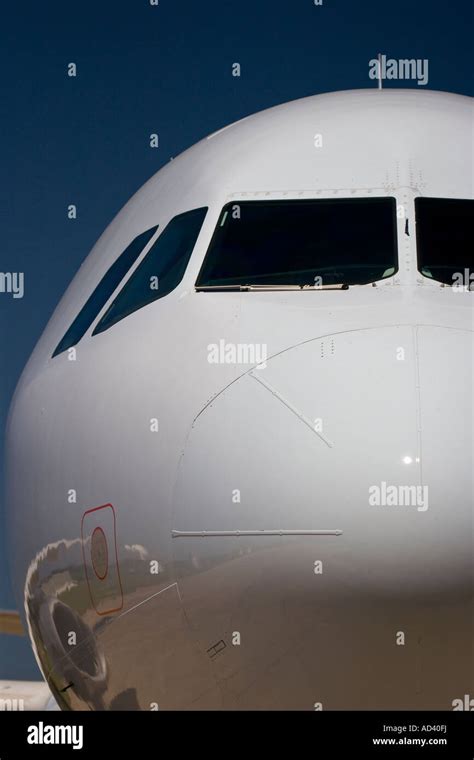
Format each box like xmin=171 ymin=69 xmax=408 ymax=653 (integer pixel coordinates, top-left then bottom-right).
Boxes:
xmin=196 ymin=198 xmax=397 ymax=288
xmin=415 ymin=197 xmax=474 ymax=286
xmin=53 ymin=226 xmax=158 ymax=357
xmin=93 ymin=207 xmax=208 ymax=335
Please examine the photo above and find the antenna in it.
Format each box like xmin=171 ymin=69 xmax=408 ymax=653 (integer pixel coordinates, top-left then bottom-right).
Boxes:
xmin=377 ymin=53 xmax=383 ymax=89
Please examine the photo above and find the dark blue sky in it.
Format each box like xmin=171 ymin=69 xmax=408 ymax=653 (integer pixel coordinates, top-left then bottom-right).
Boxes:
xmin=1 ymin=0 xmax=472 ymax=678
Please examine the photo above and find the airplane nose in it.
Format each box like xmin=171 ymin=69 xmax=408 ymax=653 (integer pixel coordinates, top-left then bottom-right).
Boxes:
xmin=173 ymin=325 xmax=473 ymax=595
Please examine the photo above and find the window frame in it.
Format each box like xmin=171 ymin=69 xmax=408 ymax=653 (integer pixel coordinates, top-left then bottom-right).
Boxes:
xmin=91 ymin=205 xmax=209 ymax=336
xmin=52 ymin=224 xmax=159 ymax=358
xmin=194 ymin=196 xmax=399 ymax=290
xmin=414 ymin=196 xmax=474 ymax=287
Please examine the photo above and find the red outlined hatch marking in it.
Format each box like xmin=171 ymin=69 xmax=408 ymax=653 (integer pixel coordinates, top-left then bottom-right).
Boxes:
xmin=81 ymin=503 xmax=124 ymax=615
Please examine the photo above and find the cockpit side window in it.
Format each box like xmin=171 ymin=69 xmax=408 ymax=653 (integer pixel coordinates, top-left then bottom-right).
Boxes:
xmin=195 ymin=197 xmax=398 ymax=289
xmin=52 ymin=225 xmax=158 ymax=357
xmin=93 ymin=207 xmax=208 ymax=335
xmin=415 ymin=197 xmax=473 ymax=287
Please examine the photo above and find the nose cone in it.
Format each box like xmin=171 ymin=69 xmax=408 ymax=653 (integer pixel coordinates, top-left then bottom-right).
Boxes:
xmin=173 ymin=325 xmax=473 ymax=595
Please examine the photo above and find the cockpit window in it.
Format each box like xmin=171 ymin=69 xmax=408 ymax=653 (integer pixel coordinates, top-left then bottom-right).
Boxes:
xmin=93 ymin=207 xmax=208 ymax=335
xmin=53 ymin=225 xmax=158 ymax=357
xmin=195 ymin=197 xmax=398 ymax=289
xmin=415 ymin=197 xmax=473 ymax=287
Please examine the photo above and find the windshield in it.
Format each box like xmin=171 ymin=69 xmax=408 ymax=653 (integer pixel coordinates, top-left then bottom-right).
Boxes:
xmin=415 ymin=197 xmax=474 ymax=287
xmin=196 ymin=197 xmax=398 ymax=288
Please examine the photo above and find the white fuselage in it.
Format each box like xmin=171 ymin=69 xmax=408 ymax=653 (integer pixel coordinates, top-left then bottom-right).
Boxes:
xmin=5 ymin=89 xmax=473 ymax=710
